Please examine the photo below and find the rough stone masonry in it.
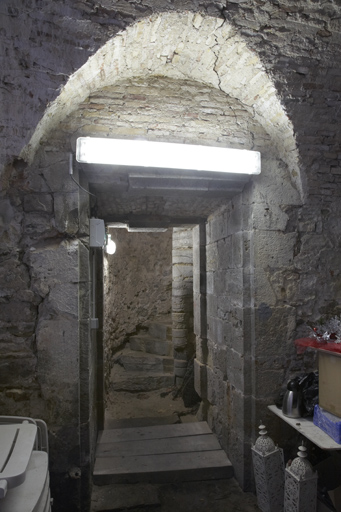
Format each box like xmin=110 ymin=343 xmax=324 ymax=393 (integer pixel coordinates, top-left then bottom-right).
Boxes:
xmin=0 ymin=2 xmax=341 ymax=511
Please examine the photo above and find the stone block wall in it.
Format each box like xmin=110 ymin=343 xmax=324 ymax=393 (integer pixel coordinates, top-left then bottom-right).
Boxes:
xmin=197 ymin=149 xmax=341 ymax=487
xmin=0 ymin=148 xmax=93 ymax=511
xmin=1 ymin=1 xmax=341 ymax=508
xmin=172 ymin=228 xmax=195 ymax=385
xmin=204 ymin=192 xmax=251 ymax=487
xmin=104 ymin=228 xmax=172 ymax=380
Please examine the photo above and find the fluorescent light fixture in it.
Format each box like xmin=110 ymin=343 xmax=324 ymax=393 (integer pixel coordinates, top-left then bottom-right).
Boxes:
xmin=76 ymin=137 xmax=261 ymax=175
xmin=127 ymin=227 xmax=168 ymax=232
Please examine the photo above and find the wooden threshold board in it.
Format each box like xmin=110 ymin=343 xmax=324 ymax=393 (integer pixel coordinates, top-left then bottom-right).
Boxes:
xmin=94 ymin=421 xmax=233 ymax=484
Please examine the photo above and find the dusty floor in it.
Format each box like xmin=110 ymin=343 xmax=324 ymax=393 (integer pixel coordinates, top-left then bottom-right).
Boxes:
xmin=105 ymin=387 xmax=198 ymax=426
xmin=94 ymin=387 xmax=261 ymax=512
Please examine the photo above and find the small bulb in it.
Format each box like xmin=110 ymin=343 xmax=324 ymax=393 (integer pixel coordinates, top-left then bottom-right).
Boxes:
xmin=106 ymin=234 xmax=116 ymax=255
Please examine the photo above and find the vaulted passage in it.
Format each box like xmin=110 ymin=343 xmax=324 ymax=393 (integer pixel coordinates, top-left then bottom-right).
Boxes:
xmin=4 ymin=11 xmax=302 ymax=498
xmin=1 ymin=4 xmax=341 ymax=512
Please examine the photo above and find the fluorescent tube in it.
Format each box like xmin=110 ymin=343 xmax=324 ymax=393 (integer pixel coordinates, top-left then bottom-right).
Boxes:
xmin=76 ymin=137 xmax=261 ymax=175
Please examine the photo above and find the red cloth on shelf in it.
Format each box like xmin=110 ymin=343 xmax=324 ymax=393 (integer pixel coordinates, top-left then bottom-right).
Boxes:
xmin=294 ymin=337 xmax=341 ymax=354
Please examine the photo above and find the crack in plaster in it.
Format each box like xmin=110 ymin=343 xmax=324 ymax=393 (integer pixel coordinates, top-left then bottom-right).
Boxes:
xmin=211 ymin=31 xmax=223 ymax=92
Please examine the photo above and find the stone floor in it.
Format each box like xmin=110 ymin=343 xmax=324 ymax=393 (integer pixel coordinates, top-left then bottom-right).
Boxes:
xmin=91 ymin=478 xmax=261 ymax=512
xmin=92 ymin=387 xmax=261 ymax=512
xmin=104 ymin=387 xmax=198 ymax=427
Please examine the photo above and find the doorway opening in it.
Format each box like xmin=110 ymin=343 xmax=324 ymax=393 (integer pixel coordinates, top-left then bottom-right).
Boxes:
xmin=102 ymin=224 xmax=202 ymax=429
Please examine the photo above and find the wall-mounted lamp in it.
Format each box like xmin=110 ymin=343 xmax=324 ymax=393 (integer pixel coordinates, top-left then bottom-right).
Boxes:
xmin=76 ymin=137 xmax=261 ymax=175
xmin=106 ymin=234 xmax=116 ymax=255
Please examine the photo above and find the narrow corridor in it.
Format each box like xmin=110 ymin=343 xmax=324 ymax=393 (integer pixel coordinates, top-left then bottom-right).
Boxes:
xmin=91 ymin=384 xmax=260 ymax=512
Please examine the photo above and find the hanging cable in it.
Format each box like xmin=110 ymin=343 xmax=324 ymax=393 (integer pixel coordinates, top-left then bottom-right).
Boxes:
xmin=69 ymin=153 xmax=97 ymax=198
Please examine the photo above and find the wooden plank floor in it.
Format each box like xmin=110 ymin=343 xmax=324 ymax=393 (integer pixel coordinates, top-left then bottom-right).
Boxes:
xmin=94 ymin=421 xmax=233 ymax=485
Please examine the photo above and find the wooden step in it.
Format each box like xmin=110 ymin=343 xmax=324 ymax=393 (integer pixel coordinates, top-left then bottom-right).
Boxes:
xmin=96 ymin=433 xmax=221 ymax=457
xmin=104 ymin=415 xmax=179 ymax=430
xmin=98 ymin=421 xmax=211 ymax=443
xmin=93 ymin=422 xmax=233 ymax=485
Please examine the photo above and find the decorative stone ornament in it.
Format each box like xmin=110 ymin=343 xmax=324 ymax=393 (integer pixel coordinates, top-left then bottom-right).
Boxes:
xmin=289 ymin=445 xmax=314 ymax=480
xmin=252 ymin=422 xmax=285 ymax=512
xmin=254 ymin=424 xmax=276 ymax=455
xmin=284 ymin=443 xmax=318 ymax=512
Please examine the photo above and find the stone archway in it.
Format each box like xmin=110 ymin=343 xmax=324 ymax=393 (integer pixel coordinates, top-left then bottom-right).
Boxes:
xmin=16 ymin=11 xmax=306 ymax=494
xmin=20 ymin=11 xmax=302 ymax=198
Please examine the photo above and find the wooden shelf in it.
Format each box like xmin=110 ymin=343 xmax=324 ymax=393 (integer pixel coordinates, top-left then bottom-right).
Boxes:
xmin=268 ymin=405 xmax=341 ymax=451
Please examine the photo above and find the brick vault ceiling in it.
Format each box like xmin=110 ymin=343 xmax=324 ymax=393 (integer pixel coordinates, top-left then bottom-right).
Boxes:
xmin=58 ymin=77 xmax=273 ymax=225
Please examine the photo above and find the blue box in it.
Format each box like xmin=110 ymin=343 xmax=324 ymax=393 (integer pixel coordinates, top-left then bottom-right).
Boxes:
xmin=313 ymin=404 xmax=341 ymax=444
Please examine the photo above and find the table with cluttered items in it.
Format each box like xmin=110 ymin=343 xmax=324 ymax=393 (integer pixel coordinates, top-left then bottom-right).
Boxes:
xmin=268 ymin=404 xmax=341 ymax=451
xmin=269 ymin=341 xmax=341 ymax=512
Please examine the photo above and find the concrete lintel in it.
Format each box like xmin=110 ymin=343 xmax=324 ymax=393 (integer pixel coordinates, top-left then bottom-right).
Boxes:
xmin=103 ymin=215 xmax=205 ymax=228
